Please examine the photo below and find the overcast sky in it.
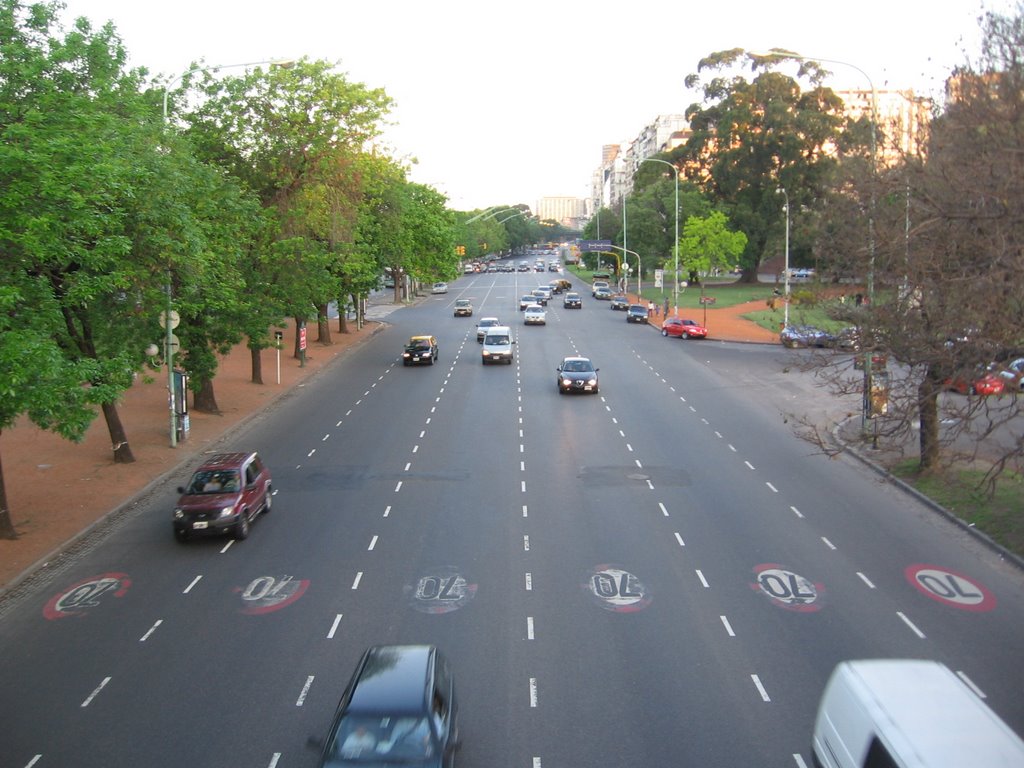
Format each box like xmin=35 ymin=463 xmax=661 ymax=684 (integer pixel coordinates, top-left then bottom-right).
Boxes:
xmin=59 ymin=0 xmax=1009 ymax=211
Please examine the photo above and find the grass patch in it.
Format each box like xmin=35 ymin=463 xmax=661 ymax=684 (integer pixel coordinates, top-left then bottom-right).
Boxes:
xmin=891 ymin=460 xmax=1024 ymax=558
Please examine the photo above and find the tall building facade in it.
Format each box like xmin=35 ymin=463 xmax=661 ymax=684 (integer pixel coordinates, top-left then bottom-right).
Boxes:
xmin=536 ymin=196 xmax=588 ymax=229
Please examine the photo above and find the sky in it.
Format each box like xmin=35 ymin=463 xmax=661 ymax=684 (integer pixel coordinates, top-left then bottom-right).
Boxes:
xmin=57 ymin=0 xmax=1012 ymax=212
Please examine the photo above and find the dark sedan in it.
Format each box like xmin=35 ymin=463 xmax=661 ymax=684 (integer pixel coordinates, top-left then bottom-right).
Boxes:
xmin=610 ymin=294 xmax=629 ymax=310
xmin=780 ymin=324 xmax=835 ymax=348
xmin=557 ymin=356 xmax=599 ymax=394
xmin=563 ymin=292 xmax=582 ymax=309
xmin=626 ymin=304 xmax=649 ymax=323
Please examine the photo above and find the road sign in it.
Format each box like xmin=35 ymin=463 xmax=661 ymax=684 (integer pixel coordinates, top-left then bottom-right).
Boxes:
xmin=159 ymin=310 xmax=180 ymax=330
xmin=579 ymin=239 xmax=612 ymax=252
xmin=698 ymin=296 xmax=717 ymax=305
xmin=164 ymin=333 xmax=180 ymax=354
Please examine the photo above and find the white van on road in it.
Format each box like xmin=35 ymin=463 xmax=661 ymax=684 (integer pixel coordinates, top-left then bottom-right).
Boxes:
xmin=812 ymin=659 xmax=1024 ymax=768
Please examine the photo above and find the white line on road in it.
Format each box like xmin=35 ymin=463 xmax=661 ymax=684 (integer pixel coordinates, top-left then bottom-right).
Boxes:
xmin=821 ymin=537 xmax=837 ymax=550
xmin=956 ymin=670 xmax=986 ymax=698
xmin=521 ymin=480 xmax=526 ymax=493
xmin=791 ymin=505 xmax=804 ymax=518
xmin=659 ymin=502 xmax=669 ymax=517
xmin=527 ymin=616 xmax=535 ymax=639
xmin=520 ymin=461 xmax=525 ymax=471
xmin=619 ymin=430 xmax=626 ymax=437
xmin=523 ymin=535 xmax=530 ymax=552
xmin=626 ymin=443 xmax=633 ymax=452
xmin=412 ymin=445 xmax=418 ymax=453
xmin=296 ymin=675 xmax=315 ymax=706
xmin=383 ymin=505 xmax=392 ymax=518
xmin=857 ymin=572 xmax=876 ymax=589
xmin=268 ymin=753 xmax=282 ymax=768
xmin=529 ymin=677 xmax=538 ymax=707
xmin=24 ymin=756 xmax=42 ymax=767
xmin=793 ymin=754 xmax=809 ymax=768
xmin=646 ymin=479 xmax=655 ymax=490
xmin=307 ymin=448 xmax=316 ymax=457
xmin=533 ymin=759 xmax=542 ymax=768
xmin=714 ymin=431 xmax=722 ymax=438
xmin=696 ymin=570 xmax=709 ymax=588
xmin=744 ymin=460 xmax=756 ymax=470
xmin=220 ymin=540 xmax=234 ymax=554
xmin=81 ymin=676 xmax=111 ymax=707
xmin=728 ymin=444 xmax=737 ymax=452
xmin=419 ymin=430 xmax=426 ymax=438
xmin=352 ymin=572 xmax=363 ymax=590
xmin=139 ymin=620 xmax=162 ymax=642
xmin=368 ymin=535 xmax=378 ymax=551
xmin=525 ymin=573 xmax=533 ymax=591
xmin=336 ymin=420 xmax=343 ymax=427
xmin=183 ymin=575 xmax=202 ymax=594
xmin=327 ymin=614 xmax=343 ymax=639
xmin=897 ymin=611 xmax=927 ymax=638
xmin=766 ymin=482 xmax=778 ymax=493
xmin=404 ymin=462 xmax=411 ymax=471
xmin=751 ymin=674 xmax=771 ymax=701
xmin=674 ymin=532 xmax=685 ymax=546
xmin=635 ymin=459 xmax=643 ymax=468
xmin=322 ymin=434 xmax=330 ymax=441
xmin=522 ymin=505 xmax=528 ymax=518
xmin=394 ymin=481 xmax=402 ymax=492
xmin=720 ymin=616 xmax=736 ymax=637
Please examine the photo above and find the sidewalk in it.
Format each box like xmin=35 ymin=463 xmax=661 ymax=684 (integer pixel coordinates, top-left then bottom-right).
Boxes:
xmin=0 ymin=298 xmax=775 ymax=593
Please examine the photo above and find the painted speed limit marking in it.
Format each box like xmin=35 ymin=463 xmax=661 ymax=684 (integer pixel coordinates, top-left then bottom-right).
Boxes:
xmin=905 ymin=564 xmax=996 ymax=611
xmin=406 ymin=567 xmax=477 ymax=614
xmin=751 ymin=564 xmax=824 ymax=612
xmin=43 ymin=573 xmax=132 ymax=620
xmin=235 ymin=575 xmax=310 ymax=615
xmin=583 ymin=565 xmax=651 ymax=612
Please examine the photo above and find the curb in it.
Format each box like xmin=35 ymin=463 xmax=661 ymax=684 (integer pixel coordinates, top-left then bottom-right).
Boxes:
xmin=830 ymin=417 xmax=1024 ymax=573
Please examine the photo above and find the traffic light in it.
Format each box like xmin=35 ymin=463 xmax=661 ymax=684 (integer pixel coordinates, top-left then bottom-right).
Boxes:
xmin=455 ymin=245 xmax=465 ymax=256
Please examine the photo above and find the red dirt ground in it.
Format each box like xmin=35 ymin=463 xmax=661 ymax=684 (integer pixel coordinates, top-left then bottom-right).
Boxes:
xmin=0 ymin=302 xmax=776 ymax=592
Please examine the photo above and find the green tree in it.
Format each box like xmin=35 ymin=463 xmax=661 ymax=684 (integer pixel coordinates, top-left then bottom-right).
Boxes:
xmin=679 ymin=211 xmax=748 ymax=289
xmin=681 ymin=49 xmax=859 ymax=281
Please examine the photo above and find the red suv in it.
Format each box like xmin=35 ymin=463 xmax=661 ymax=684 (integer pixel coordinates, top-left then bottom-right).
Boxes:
xmin=173 ymin=452 xmax=272 ymax=542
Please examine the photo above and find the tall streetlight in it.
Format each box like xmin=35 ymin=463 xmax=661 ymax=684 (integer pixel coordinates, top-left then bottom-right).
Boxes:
xmin=160 ymin=58 xmax=292 ymax=447
xmin=752 ymin=48 xmax=878 ymax=435
xmin=776 ymin=187 xmax=790 ymax=329
xmin=640 ymin=157 xmax=679 ymax=316
xmin=608 ymin=245 xmax=641 ymax=296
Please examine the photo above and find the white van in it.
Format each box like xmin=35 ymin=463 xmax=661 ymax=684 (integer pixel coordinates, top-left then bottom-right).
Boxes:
xmin=481 ymin=326 xmax=514 ymax=365
xmin=812 ymin=659 xmax=1024 ymax=768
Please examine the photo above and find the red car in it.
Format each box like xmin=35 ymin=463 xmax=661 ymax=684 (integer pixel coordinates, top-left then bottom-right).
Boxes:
xmin=662 ymin=317 xmax=708 ymax=339
xmin=945 ymin=365 xmax=1006 ymax=396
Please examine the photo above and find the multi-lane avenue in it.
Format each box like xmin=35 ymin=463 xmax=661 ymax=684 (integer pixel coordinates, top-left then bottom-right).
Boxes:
xmin=2 ymin=265 xmax=1023 ymax=768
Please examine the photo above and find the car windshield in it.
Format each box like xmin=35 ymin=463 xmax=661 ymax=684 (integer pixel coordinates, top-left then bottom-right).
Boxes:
xmin=486 ymin=335 xmax=510 ymax=346
xmin=188 ymin=469 xmax=241 ymax=494
xmin=455 ymin=300 xmax=469 ymax=307
xmin=562 ymin=360 xmax=592 ymax=373
xmin=410 ymin=339 xmax=431 ymax=349
xmin=330 ymin=716 xmax=437 ymax=762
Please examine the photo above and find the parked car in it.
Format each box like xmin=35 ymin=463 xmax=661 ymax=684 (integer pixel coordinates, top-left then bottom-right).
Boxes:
xmin=173 ymin=452 xmax=272 ymax=542
xmin=780 ymin=325 xmax=836 ymax=348
xmin=946 ymin=364 xmax=1006 ymax=396
xmin=403 ymin=335 xmax=439 ymax=366
xmin=431 ymin=282 xmax=448 ymax=294
xmin=476 ymin=317 xmax=501 ymax=343
xmin=609 ymin=294 xmax=629 ymax=311
xmin=563 ymin=292 xmax=582 ymax=309
xmin=523 ymin=305 xmax=547 ymax=325
xmin=998 ymin=357 xmax=1024 ymax=391
xmin=626 ymin=304 xmax=649 ymax=323
xmin=557 ymin=356 xmax=599 ymax=394
xmin=662 ymin=317 xmax=708 ymax=339
xmin=312 ymin=644 xmax=459 ymax=768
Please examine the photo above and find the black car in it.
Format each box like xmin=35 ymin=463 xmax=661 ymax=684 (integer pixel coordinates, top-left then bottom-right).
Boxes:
xmin=557 ymin=356 xmax=599 ymax=394
xmin=563 ymin=292 xmax=582 ymax=309
xmin=610 ymin=294 xmax=629 ymax=310
xmin=626 ymin=304 xmax=649 ymax=323
xmin=313 ymin=645 xmax=459 ymax=767
xmin=403 ymin=335 xmax=439 ymax=365
xmin=780 ymin=324 xmax=835 ymax=348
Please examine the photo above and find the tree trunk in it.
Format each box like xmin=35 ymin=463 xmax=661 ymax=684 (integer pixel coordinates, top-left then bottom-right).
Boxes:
xmin=193 ymin=378 xmax=220 ymax=414
xmin=337 ymin=298 xmax=349 ymax=334
xmin=101 ymin=401 xmax=136 ymax=463
xmin=918 ymin=371 xmax=942 ymax=473
xmin=250 ymin=344 xmax=264 ymax=385
xmin=293 ymin=317 xmax=305 ymax=359
xmin=316 ymin=303 xmax=332 ymax=345
xmin=0 ymin=438 xmax=18 ymax=539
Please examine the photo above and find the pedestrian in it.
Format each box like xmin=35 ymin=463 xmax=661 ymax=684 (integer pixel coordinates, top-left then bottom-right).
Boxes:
xmin=648 ymin=301 xmax=655 ymax=318
xmin=663 ymin=297 xmax=670 ymax=317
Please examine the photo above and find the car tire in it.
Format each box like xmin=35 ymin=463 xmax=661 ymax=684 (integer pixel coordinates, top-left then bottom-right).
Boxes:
xmin=174 ymin=528 xmax=189 ymax=543
xmin=683 ymin=332 xmax=691 ymax=339
xmin=234 ymin=512 xmax=250 ymax=540
xmin=403 ymin=360 xmax=409 ymax=366
xmin=662 ymin=329 xmax=668 ymax=336
xmin=263 ymin=489 xmax=272 ymax=514
xmin=506 ymin=358 xmax=512 ymax=365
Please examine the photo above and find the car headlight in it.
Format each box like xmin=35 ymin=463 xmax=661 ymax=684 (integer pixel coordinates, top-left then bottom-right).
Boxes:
xmin=561 ymin=377 xmax=571 ymax=386
xmin=587 ymin=378 xmax=597 ymax=386
xmin=217 ymin=506 xmax=236 ymax=518
xmin=174 ymin=509 xmax=184 ymax=519
xmin=482 ymin=350 xmax=490 ymax=356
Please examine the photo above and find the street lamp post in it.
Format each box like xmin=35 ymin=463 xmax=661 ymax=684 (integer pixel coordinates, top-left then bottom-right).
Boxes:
xmin=753 ymin=48 xmax=878 ymax=435
xmin=160 ymin=58 xmax=292 ymax=448
xmin=641 ymin=158 xmax=679 ymax=316
xmin=776 ymin=187 xmax=790 ymax=329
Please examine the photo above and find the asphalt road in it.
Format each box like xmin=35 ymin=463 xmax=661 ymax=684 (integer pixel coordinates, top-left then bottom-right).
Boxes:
xmin=2 ymin=266 xmax=1023 ymax=768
